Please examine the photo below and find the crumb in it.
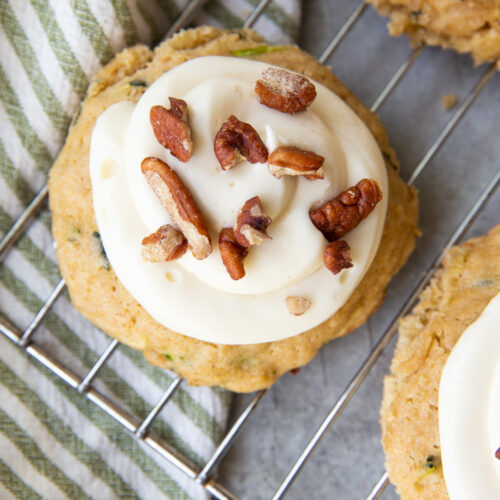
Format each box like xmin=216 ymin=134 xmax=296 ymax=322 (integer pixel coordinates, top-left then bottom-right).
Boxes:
xmin=441 ymin=94 xmax=458 ymax=110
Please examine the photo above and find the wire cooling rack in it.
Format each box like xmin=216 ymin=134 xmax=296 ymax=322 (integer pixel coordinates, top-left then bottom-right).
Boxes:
xmin=0 ymin=0 xmax=499 ymax=498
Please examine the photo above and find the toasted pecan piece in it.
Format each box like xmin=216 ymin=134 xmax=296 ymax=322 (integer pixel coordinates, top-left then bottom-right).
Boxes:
xmin=141 ymin=157 xmax=212 ymax=260
xmin=219 ymin=228 xmax=248 ymax=280
xmin=142 ymin=224 xmax=187 ymax=262
xmin=324 ymin=240 xmax=353 ymax=275
xmin=285 ymin=296 xmax=311 ymax=316
xmin=234 ymin=196 xmax=272 ymax=247
xmin=268 ymin=146 xmax=324 ymax=180
xmin=255 ymin=68 xmax=316 ymax=114
xmin=214 ymin=115 xmax=268 ymax=170
xmin=310 ymin=179 xmax=382 ymax=241
xmin=150 ymin=98 xmax=193 ymax=162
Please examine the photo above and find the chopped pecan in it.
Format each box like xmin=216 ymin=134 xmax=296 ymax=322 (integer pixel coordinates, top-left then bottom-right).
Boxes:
xmin=150 ymin=98 xmax=193 ymax=162
xmin=142 ymin=224 xmax=187 ymax=262
xmin=255 ymin=68 xmax=316 ymax=114
xmin=219 ymin=228 xmax=248 ymax=280
xmin=234 ymin=196 xmax=272 ymax=247
xmin=495 ymin=447 xmax=500 ymax=460
xmin=310 ymin=179 xmax=383 ymax=241
xmin=324 ymin=240 xmax=353 ymax=275
xmin=285 ymin=296 xmax=311 ymax=316
xmin=214 ymin=115 xmax=268 ymax=170
xmin=268 ymin=146 xmax=324 ymax=180
xmin=141 ymin=157 xmax=212 ymax=260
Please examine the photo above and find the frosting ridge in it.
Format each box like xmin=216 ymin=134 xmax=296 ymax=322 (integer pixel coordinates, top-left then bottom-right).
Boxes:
xmin=89 ymin=56 xmax=388 ymax=344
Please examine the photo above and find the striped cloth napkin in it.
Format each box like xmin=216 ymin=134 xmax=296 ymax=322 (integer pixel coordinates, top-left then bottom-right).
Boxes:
xmin=0 ymin=1 xmax=300 ymax=499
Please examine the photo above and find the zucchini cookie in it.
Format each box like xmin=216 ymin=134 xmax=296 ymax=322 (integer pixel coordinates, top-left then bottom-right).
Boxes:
xmin=381 ymin=224 xmax=500 ymax=499
xmin=49 ymin=26 xmax=418 ymax=392
xmin=367 ymin=0 xmax=500 ymax=66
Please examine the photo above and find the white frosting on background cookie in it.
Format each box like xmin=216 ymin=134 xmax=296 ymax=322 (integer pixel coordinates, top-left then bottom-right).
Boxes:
xmin=439 ymin=292 xmax=500 ymax=499
xmin=89 ymin=56 xmax=388 ymax=344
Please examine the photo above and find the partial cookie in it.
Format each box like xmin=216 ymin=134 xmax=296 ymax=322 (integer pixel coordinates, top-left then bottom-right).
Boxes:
xmin=368 ymin=0 xmax=500 ymax=66
xmin=381 ymin=224 xmax=500 ymax=499
xmin=49 ymin=26 xmax=418 ymax=392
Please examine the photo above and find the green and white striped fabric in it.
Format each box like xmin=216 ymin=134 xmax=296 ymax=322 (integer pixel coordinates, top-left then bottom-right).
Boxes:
xmin=0 ymin=1 xmax=300 ymax=498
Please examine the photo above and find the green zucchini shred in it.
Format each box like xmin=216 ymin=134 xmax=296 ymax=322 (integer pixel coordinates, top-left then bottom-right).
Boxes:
xmin=475 ymin=279 xmax=495 ymax=287
xmin=416 ymin=455 xmax=441 ymax=483
xmin=425 ymin=455 xmax=437 ymax=471
xmin=232 ymin=45 xmax=286 ymax=57
xmin=382 ymin=151 xmax=398 ymax=171
xmin=127 ymin=79 xmax=148 ymax=87
xmin=92 ymin=231 xmax=110 ymax=270
xmin=66 ymin=225 xmax=81 ymax=242
xmin=71 ymin=105 xmax=83 ymax=128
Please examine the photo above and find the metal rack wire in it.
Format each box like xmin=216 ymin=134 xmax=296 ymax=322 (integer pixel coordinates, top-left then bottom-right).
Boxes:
xmin=0 ymin=0 xmax=498 ymax=498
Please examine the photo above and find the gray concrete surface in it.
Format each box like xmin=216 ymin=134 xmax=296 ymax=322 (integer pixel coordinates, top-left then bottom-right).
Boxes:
xmin=217 ymin=1 xmax=500 ymax=499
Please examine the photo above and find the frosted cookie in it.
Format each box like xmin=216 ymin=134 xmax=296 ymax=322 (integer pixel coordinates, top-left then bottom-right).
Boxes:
xmin=368 ymin=0 xmax=500 ymax=66
xmin=381 ymin=224 xmax=500 ymax=498
xmin=48 ymin=26 xmax=418 ymax=392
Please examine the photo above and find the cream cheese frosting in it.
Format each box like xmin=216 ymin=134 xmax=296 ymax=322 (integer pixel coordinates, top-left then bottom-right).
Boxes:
xmin=439 ymin=292 xmax=500 ymax=499
xmin=89 ymin=56 xmax=388 ymax=345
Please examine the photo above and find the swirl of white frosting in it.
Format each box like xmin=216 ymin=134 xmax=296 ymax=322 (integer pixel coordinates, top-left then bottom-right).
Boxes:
xmin=89 ymin=56 xmax=388 ymax=344
xmin=439 ymin=292 xmax=500 ymax=499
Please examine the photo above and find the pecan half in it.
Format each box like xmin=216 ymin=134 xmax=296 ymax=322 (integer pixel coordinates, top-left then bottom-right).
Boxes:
xmin=150 ymin=98 xmax=193 ymax=162
xmin=214 ymin=115 xmax=268 ymax=170
xmin=141 ymin=157 xmax=212 ymax=260
xmin=142 ymin=224 xmax=187 ymax=262
xmin=219 ymin=228 xmax=248 ymax=280
xmin=310 ymin=179 xmax=383 ymax=241
xmin=268 ymin=146 xmax=324 ymax=180
xmin=324 ymin=240 xmax=353 ymax=275
xmin=234 ymin=196 xmax=272 ymax=247
xmin=285 ymin=296 xmax=311 ymax=316
xmin=255 ymin=68 xmax=316 ymax=114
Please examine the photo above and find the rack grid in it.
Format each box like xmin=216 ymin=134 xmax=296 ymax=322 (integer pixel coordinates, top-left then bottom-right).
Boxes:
xmin=0 ymin=1 xmax=498 ymax=499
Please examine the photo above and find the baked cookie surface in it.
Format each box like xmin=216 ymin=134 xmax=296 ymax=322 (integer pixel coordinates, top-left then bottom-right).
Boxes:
xmin=381 ymin=224 xmax=500 ymax=499
xmin=368 ymin=0 xmax=500 ymax=66
xmin=48 ymin=26 xmax=418 ymax=392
